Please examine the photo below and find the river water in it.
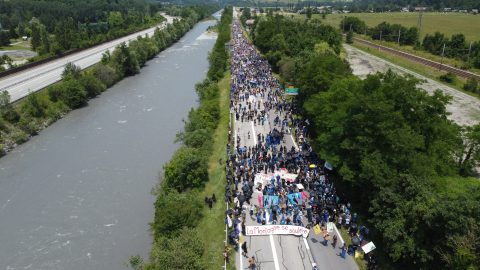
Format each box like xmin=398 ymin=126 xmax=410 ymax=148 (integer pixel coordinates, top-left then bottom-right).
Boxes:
xmin=0 ymin=19 xmax=217 ymax=270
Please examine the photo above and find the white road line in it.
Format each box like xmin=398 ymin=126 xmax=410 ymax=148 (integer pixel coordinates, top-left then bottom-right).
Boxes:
xmin=290 ymin=134 xmax=299 ymax=150
xmin=269 ymin=234 xmax=281 ymax=270
xmin=251 ymin=121 xmax=257 ymax=145
xmin=239 ymin=236 xmax=244 ymax=270
xmin=303 ymin=237 xmax=317 ymax=267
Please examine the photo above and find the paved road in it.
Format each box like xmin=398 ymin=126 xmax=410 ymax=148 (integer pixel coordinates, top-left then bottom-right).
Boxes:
xmin=0 ymin=15 xmax=175 ymax=103
xmin=231 ymin=11 xmax=358 ymax=269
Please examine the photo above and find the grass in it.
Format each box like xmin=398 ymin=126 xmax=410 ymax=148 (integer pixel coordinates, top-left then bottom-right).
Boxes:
xmin=350 ymin=41 xmax=480 ymax=100
xmin=338 ymin=227 xmax=367 ymax=270
xmin=432 ymin=176 xmax=480 ymax=198
xmin=195 ymin=71 xmax=233 ymax=269
xmin=316 ymin=12 xmax=480 ymax=42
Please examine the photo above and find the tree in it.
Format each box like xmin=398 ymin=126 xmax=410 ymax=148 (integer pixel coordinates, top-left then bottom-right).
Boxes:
xmin=0 ymin=31 xmax=11 ymax=47
xmin=0 ymin=90 xmax=19 ymax=123
xmin=39 ymin=24 xmax=50 ymax=54
xmin=110 ymin=42 xmax=139 ymax=77
xmin=148 ymin=228 xmax=205 ymax=270
xmin=306 ymin=7 xmax=312 ymax=19
xmin=107 ymin=11 xmax=124 ymax=29
xmin=62 ymin=62 xmax=82 ymax=79
xmin=163 ymin=147 xmax=208 ymax=192
xmin=456 ymin=124 xmax=480 ymax=176
xmin=59 ymin=78 xmax=88 ymax=109
xmin=152 ymin=190 xmax=202 ymax=238
xmin=22 ymin=92 xmax=45 ymax=118
xmin=79 ymin=73 xmax=106 ymax=98
xmin=30 ymin=23 xmax=41 ymax=50
xmin=346 ymin=29 xmax=354 ymax=44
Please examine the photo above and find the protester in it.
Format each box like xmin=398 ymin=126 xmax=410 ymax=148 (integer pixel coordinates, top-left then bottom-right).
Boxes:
xmin=224 ymin=18 xmax=368 ymax=265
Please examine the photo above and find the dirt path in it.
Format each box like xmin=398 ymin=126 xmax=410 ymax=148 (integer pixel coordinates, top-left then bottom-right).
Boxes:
xmin=344 ymin=44 xmax=480 ymax=126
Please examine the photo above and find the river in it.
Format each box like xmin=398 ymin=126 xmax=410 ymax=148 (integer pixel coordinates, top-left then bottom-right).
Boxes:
xmin=0 ymin=19 xmax=217 ymax=270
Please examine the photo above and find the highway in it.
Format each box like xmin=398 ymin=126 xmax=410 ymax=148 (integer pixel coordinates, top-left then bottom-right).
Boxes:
xmin=0 ymin=14 xmax=175 ymax=103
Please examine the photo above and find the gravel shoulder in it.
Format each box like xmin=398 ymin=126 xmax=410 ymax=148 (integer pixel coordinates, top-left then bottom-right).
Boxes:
xmin=344 ymin=44 xmax=480 ymax=126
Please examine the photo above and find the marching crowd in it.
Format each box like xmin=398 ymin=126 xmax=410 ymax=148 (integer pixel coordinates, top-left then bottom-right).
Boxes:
xmin=223 ymin=19 xmax=376 ymax=269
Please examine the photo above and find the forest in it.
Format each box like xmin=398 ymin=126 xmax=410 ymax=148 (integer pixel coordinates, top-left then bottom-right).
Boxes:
xmin=0 ymin=0 xmax=166 ymax=60
xmin=249 ymin=13 xmax=480 ymax=270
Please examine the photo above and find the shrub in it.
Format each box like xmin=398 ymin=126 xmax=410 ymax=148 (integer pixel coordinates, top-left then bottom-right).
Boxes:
xmin=439 ymin=72 xmax=456 ymax=84
xmin=163 ymin=147 xmax=208 ymax=192
xmin=152 ymin=190 xmax=203 ymax=238
xmin=59 ymin=79 xmax=88 ymax=109
xmin=79 ymin=73 xmax=106 ymax=98
xmin=21 ymin=92 xmax=45 ymax=118
xmin=149 ymin=228 xmax=205 ymax=270
xmin=463 ymin=78 xmax=478 ymax=93
xmin=93 ymin=64 xmax=118 ymax=87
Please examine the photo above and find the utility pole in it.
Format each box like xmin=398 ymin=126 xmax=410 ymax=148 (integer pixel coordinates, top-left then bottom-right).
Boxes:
xmin=467 ymin=41 xmax=473 ymax=63
xmin=440 ymin=43 xmax=446 ymax=70
xmin=380 ymin=30 xmax=382 ymax=41
xmin=397 ymin=29 xmax=401 ymax=44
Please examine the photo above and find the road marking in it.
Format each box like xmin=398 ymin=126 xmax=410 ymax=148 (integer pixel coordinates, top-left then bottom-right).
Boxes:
xmin=239 ymin=237 xmax=243 ymax=270
xmin=290 ymin=134 xmax=299 ymax=150
xmin=333 ymin=223 xmax=345 ymax=247
xmin=303 ymin=237 xmax=317 ymax=267
xmin=251 ymin=121 xmax=257 ymax=145
xmin=269 ymin=234 xmax=281 ymax=270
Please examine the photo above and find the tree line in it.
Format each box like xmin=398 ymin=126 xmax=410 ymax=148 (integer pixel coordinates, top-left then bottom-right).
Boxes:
xmin=0 ymin=0 xmax=168 ymax=62
xmin=251 ymin=14 xmax=480 ymax=270
xmin=0 ymin=5 xmax=215 ymax=157
xmin=342 ymin=16 xmax=480 ymax=69
xmin=128 ymin=7 xmax=234 ymax=270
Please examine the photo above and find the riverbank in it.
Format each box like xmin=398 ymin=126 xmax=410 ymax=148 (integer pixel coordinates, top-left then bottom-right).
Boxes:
xmin=0 ymin=19 xmax=219 ymax=270
xmin=130 ymin=7 xmax=233 ymax=270
xmin=0 ymin=8 xmax=212 ymax=158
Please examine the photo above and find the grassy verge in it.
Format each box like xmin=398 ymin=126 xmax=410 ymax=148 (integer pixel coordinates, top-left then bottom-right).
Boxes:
xmin=338 ymin=228 xmax=367 ymax=270
xmin=195 ymin=71 xmax=231 ymax=268
xmin=351 ymin=41 xmax=480 ymax=100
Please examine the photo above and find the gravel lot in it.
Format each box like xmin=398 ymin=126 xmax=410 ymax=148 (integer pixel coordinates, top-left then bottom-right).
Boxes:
xmin=344 ymin=44 xmax=480 ymax=126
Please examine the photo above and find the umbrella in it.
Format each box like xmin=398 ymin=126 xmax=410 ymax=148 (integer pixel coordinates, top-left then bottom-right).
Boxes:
xmin=309 ymin=164 xmax=316 ymax=168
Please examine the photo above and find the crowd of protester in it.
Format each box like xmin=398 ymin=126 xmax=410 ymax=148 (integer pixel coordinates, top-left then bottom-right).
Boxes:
xmin=223 ymin=18 xmax=376 ymax=269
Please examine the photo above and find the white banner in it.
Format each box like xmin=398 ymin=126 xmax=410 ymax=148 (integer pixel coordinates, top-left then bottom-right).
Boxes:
xmin=246 ymin=225 xmax=310 ymax=238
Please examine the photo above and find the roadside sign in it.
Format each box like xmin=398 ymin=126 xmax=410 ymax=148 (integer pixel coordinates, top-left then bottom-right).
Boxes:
xmin=285 ymin=87 xmax=299 ymax=95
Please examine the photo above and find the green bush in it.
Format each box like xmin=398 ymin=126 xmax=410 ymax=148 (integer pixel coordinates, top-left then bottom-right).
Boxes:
xmin=79 ymin=73 xmax=106 ymax=98
xmin=152 ymin=190 xmax=203 ymax=238
xmin=163 ymin=146 xmax=208 ymax=192
xmin=59 ymin=79 xmax=88 ymax=109
xmin=92 ymin=64 xmax=118 ymax=87
xmin=439 ymin=72 xmax=457 ymax=84
xmin=149 ymin=228 xmax=205 ymax=270
xmin=2 ymin=107 xmax=20 ymax=123
xmin=21 ymin=92 xmax=45 ymax=118
xmin=463 ymin=78 xmax=478 ymax=93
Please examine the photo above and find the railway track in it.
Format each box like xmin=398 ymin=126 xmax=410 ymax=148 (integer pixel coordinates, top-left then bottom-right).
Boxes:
xmin=353 ymin=37 xmax=480 ymax=81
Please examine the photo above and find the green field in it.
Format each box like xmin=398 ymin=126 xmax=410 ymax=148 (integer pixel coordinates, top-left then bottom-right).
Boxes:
xmin=315 ymin=12 xmax=480 ymax=41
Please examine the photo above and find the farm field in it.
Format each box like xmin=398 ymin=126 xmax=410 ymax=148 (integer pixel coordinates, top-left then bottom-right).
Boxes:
xmin=314 ymin=12 xmax=480 ymax=41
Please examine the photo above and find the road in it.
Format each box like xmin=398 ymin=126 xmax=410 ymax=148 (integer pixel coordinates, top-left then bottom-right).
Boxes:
xmin=232 ymin=94 xmax=358 ymax=270
xmin=231 ymin=10 xmax=358 ymax=269
xmin=0 ymin=14 xmax=175 ymax=103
